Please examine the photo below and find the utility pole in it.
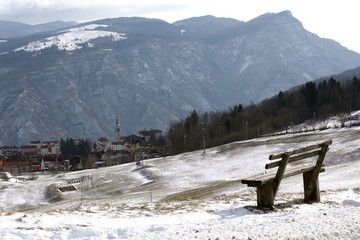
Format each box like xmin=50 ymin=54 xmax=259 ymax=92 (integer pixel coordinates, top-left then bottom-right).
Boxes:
xmin=184 ymin=134 xmax=187 ymax=152
xmin=350 ymin=99 xmax=352 ymax=127
xmin=202 ymin=128 xmax=206 ymax=154
xmin=313 ymin=112 xmax=316 ymax=132
xmin=245 ymin=121 xmax=248 ymax=140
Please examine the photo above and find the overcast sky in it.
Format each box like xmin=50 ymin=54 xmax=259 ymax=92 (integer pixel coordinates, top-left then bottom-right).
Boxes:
xmin=1 ymin=0 xmax=360 ymax=53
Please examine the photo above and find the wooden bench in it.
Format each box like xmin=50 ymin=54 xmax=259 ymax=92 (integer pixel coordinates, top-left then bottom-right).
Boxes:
xmin=241 ymin=140 xmax=332 ymax=208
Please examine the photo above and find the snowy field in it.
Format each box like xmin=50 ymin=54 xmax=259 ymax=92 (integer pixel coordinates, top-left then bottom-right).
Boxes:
xmin=1 ymin=122 xmax=360 ymax=239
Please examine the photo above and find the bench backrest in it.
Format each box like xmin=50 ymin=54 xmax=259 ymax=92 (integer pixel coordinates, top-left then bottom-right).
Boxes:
xmin=267 ymin=140 xmax=332 ymax=195
xmin=266 ymin=140 xmax=333 ymax=169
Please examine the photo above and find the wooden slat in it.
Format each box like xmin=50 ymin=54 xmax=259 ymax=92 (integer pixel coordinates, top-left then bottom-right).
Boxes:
xmin=269 ymin=140 xmax=333 ymax=160
xmin=241 ymin=164 xmax=325 ymax=187
xmin=266 ymin=150 xmax=322 ymax=169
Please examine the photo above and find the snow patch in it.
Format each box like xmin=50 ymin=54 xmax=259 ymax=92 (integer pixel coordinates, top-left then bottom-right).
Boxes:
xmin=15 ymin=24 xmax=126 ymax=52
xmin=302 ymin=72 xmax=312 ymax=81
xmin=132 ymin=165 xmax=155 ymax=184
xmin=239 ymin=56 xmax=254 ymax=74
xmin=0 ymin=172 xmax=15 ymax=182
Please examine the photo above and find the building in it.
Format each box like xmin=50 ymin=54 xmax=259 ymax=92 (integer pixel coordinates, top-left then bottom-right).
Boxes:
xmin=31 ymin=162 xmax=42 ymax=171
xmin=85 ymin=151 xmax=103 ymax=169
xmin=101 ymin=151 xmax=130 ymax=167
xmin=2 ymin=158 xmax=31 ymax=174
xmin=30 ymin=140 xmax=41 ymax=152
xmin=137 ymin=129 xmax=163 ymax=142
xmin=41 ymin=145 xmax=50 ymax=155
xmin=0 ymin=145 xmax=19 ymax=156
xmin=112 ymin=142 xmax=125 ymax=151
xmin=51 ymin=144 xmax=61 ymax=155
xmin=0 ymin=159 xmax=5 ymax=171
xmin=96 ymin=137 xmax=112 ymax=151
xmin=103 ymin=153 xmax=121 ymax=166
xmin=40 ymin=141 xmax=61 ymax=155
xmin=124 ymin=135 xmax=146 ymax=147
xmin=21 ymin=145 xmax=38 ymax=155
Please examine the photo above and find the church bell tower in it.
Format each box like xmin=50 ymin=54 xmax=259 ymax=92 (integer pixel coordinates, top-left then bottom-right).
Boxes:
xmin=115 ymin=117 xmax=120 ymax=142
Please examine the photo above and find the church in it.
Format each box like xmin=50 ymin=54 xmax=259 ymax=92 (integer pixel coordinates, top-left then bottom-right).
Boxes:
xmin=115 ymin=117 xmax=121 ymax=142
xmin=112 ymin=117 xmax=125 ymax=151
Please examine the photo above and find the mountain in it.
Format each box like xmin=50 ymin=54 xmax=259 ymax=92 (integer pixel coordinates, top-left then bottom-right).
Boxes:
xmin=0 ymin=11 xmax=360 ymax=145
xmin=316 ymin=65 xmax=360 ymax=83
xmin=0 ymin=20 xmax=78 ymax=39
xmin=173 ymin=15 xmax=243 ymax=40
xmin=208 ymin=11 xmax=360 ymax=103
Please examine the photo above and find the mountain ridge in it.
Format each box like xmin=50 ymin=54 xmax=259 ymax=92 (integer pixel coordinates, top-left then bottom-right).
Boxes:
xmin=0 ymin=11 xmax=360 ymax=145
xmin=0 ymin=20 xmax=78 ymax=39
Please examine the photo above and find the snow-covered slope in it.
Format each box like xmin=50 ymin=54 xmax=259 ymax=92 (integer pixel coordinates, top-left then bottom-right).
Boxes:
xmin=1 ymin=125 xmax=360 ymax=239
xmin=15 ymin=24 xmax=126 ymax=52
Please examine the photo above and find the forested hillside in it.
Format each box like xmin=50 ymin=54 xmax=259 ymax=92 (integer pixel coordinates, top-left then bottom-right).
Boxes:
xmin=167 ymin=77 xmax=360 ymax=154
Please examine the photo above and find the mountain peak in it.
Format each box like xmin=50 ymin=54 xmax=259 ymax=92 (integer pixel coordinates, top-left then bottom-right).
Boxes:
xmin=278 ymin=10 xmax=293 ymax=16
xmin=246 ymin=10 xmax=303 ymax=32
xmin=250 ymin=10 xmax=294 ymax=22
xmin=173 ymin=15 xmax=242 ymax=39
xmin=174 ymin=15 xmax=241 ymax=27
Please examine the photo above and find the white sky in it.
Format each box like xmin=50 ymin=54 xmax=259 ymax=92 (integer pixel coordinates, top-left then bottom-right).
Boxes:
xmin=1 ymin=0 xmax=360 ymax=53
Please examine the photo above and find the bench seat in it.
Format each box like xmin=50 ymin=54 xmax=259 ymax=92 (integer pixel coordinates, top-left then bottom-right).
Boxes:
xmin=241 ymin=164 xmax=325 ymax=187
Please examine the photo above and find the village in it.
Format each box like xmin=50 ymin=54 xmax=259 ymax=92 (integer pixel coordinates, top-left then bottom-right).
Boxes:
xmin=0 ymin=118 xmax=165 ymax=175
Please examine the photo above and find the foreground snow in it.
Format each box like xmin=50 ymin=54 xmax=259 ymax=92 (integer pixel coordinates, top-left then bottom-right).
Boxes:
xmin=1 ymin=126 xmax=360 ymax=239
xmin=1 ymin=188 xmax=359 ymax=239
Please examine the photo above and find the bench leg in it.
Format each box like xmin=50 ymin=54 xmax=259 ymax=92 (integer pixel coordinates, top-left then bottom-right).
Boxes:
xmin=257 ymin=183 xmax=275 ymax=208
xmin=303 ymin=171 xmax=320 ymax=203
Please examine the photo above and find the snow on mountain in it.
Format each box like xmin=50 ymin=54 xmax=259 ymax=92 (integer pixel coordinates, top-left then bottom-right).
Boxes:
xmin=15 ymin=24 xmax=126 ymax=52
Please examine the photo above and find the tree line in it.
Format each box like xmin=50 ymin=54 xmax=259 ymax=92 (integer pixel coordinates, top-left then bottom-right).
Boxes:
xmin=60 ymin=138 xmax=91 ymax=158
xmin=166 ymin=77 xmax=360 ymax=155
